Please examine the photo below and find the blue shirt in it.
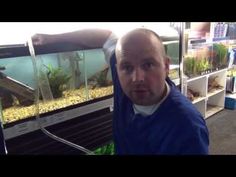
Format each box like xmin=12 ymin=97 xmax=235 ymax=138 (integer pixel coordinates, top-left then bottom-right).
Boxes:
xmin=110 ymin=53 xmax=209 ymax=155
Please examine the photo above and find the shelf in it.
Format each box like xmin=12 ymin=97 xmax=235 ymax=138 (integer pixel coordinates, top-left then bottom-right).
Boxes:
xmin=207 ymin=89 xmax=225 ymax=98
xmin=187 ymin=74 xmax=206 ymax=83
xmin=170 ymin=64 xmax=179 ymax=70
xmin=184 ymin=68 xmax=227 ymax=119
xmin=226 ymin=93 xmax=236 ymax=99
xmin=193 ymin=99 xmax=206 ymax=118
xmin=205 ymin=105 xmax=224 ymax=119
xmin=169 ymin=64 xmax=180 ymax=84
xmin=208 ymin=68 xmax=228 ymax=76
xmin=192 ymin=97 xmax=206 ymax=104
xmin=184 ymin=25 xmax=228 ymax=119
xmin=172 ymin=78 xmax=180 ymax=86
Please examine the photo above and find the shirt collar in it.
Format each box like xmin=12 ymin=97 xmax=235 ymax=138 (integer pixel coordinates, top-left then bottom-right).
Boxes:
xmin=133 ymin=81 xmax=170 ymax=117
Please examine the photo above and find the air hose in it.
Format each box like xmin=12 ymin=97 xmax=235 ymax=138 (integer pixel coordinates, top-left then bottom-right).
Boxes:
xmin=27 ymin=37 xmax=94 ymax=155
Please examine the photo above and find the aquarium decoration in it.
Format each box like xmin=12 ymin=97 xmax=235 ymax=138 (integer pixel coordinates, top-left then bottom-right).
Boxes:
xmin=0 ymin=66 xmax=35 ymax=108
xmin=208 ymin=76 xmax=223 ymax=92
xmin=58 ymin=52 xmax=82 ymax=89
xmin=88 ymin=66 xmax=110 ymax=89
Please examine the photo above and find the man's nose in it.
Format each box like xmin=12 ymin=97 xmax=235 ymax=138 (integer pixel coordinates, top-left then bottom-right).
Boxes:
xmin=132 ymin=68 xmax=144 ymax=82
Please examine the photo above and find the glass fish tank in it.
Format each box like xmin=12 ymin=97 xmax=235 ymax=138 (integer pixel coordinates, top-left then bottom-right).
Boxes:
xmin=184 ymin=40 xmax=229 ymax=78
xmin=0 ymin=44 xmax=113 ymax=126
xmin=0 ymin=24 xmax=181 ymax=144
xmin=164 ymin=40 xmax=180 ymax=84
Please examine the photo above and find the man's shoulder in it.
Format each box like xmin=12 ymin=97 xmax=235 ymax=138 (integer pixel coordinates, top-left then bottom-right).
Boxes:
xmin=163 ymin=88 xmax=205 ymax=125
xmin=166 ymin=87 xmax=198 ymax=114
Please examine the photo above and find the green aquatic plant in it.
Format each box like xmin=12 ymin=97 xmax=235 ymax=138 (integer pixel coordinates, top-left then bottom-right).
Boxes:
xmin=196 ymin=58 xmax=210 ymax=75
xmin=213 ymin=43 xmax=228 ymax=69
xmin=94 ymin=142 xmax=114 ymax=155
xmin=88 ymin=67 xmax=110 ymax=88
xmin=184 ymin=56 xmax=197 ymax=77
xmin=41 ymin=64 xmax=71 ymax=99
xmin=96 ymin=67 xmax=109 ymax=87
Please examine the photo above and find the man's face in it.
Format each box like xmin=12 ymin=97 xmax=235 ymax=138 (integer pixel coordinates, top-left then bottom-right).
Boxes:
xmin=116 ymin=31 xmax=169 ymax=106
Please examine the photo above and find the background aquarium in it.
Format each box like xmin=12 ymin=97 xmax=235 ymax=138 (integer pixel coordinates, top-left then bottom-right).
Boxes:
xmin=0 ymin=46 xmax=113 ymax=125
xmin=164 ymin=40 xmax=180 ymax=82
xmin=184 ymin=40 xmax=229 ymax=78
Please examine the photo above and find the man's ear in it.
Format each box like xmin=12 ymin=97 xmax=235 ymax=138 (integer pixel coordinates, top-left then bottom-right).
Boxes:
xmin=164 ymin=56 xmax=170 ymax=74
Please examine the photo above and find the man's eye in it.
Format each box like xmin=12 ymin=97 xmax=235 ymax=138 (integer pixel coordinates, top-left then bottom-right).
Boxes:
xmin=122 ymin=65 xmax=133 ymax=73
xmin=142 ymin=62 xmax=154 ymax=70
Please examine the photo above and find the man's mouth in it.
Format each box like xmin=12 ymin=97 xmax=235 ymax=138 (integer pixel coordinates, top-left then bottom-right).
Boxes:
xmin=133 ymin=90 xmax=147 ymax=92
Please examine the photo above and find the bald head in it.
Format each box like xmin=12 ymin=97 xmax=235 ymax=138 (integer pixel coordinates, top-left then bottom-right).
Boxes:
xmin=115 ymin=28 xmax=166 ymax=62
xmin=115 ymin=28 xmax=170 ymax=105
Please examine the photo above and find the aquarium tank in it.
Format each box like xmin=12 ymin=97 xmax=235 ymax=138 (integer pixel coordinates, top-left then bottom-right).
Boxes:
xmin=0 ymin=44 xmax=113 ymax=125
xmin=184 ymin=40 xmax=230 ymax=78
xmin=0 ymin=24 xmax=181 ymax=139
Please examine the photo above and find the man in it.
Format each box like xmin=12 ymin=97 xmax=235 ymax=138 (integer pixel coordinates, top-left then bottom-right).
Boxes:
xmin=111 ymin=28 xmax=209 ymax=154
xmin=32 ymin=27 xmax=209 ymax=155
